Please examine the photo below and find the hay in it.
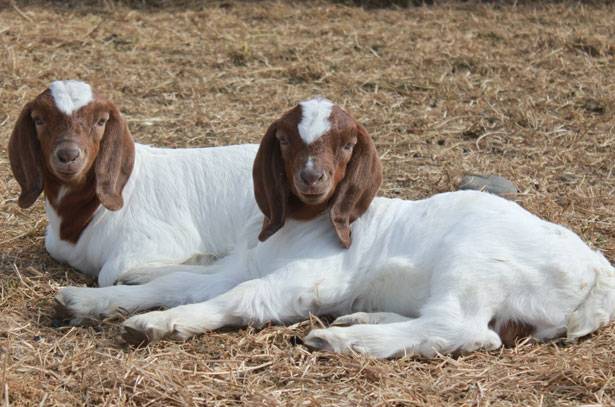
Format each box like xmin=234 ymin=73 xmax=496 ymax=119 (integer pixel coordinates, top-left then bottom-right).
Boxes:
xmin=0 ymin=1 xmax=613 ymax=404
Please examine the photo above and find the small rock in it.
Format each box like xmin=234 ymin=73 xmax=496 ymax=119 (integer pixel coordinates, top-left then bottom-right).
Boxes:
xmin=461 ymin=125 xmax=484 ymax=140
xmin=458 ymin=174 xmax=518 ymax=198
xmin=559 ymin=173 xmax=577 ymax=184
xmin=582 ymin=98 xmax=605 ymax=115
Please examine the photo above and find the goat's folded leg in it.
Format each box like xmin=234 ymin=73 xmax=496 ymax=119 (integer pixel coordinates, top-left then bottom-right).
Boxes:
xmin=116 ymin=264 xmax=217 ymax=286
xmin=331 ymin=312 xmax=412 ymax=326
xmin=305 ymin=308 xmax=502 ymax=359
xmin=120 ymin=262 xmax=349 ymax=345
xmin=55 ymin=268 xmax=244 ymax=325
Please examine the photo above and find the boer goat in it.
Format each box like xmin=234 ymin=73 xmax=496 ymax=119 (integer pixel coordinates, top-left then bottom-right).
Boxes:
xmin=9 ymin=80 xmax=260 ymax=287
xmin=57 ymin=98 xmax=614 ymax=358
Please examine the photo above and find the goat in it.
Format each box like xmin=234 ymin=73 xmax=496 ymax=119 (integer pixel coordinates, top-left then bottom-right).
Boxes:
xmin=9 ymin=80 xmax=259 ymax=287
xmin=56 ymin=99 xmax=615 ymax=358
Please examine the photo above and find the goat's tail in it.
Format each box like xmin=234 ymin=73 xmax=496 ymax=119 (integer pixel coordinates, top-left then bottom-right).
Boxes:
xmin=566 ymin=258 xmax=615 ymax=341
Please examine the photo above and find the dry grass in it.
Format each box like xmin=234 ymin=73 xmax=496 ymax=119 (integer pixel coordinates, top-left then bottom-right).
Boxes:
xmin=0 ymin=0 xmax=614 ymax=405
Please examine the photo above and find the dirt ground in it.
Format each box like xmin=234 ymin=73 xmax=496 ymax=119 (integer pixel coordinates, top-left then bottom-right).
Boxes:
xmin=0 ymin=0 xmax=613 ymax=405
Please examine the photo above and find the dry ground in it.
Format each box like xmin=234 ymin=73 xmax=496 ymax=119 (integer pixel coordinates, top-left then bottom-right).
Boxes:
xmin=0 ymin=0 xmax=614 ymax=405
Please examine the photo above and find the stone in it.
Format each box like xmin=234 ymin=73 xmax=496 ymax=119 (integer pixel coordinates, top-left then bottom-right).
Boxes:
xmin=458 ymin=174 xmax=518 ymax=197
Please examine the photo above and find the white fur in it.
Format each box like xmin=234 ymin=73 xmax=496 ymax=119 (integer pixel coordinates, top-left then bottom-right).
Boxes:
xmin=55 ymin=186 xmax=69 ymax=205
xmin=47 ymin=143 xmax=260 ymax=287
xmin=58 ymin=191 xmax=615 ymax=358
xmin=304 ymin=156 xmax=316 ymax=173
xmin=297 ymin=97 xmax=333 ymax=145
xmin=49 ymin=80 xmax=93 ymax=115
xmin=306 ymin=157 xmax=315 ymax=169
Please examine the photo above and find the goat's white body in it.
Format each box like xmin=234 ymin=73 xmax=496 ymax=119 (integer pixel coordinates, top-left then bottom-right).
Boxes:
xmin=46 ymin=143 xmax=259 ymax=286
xmin=58 ymin=191 xmax=614 ymax=357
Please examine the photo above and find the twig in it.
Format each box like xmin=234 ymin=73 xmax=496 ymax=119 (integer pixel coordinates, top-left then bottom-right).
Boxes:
xmin=10 ymin=1 xmax=33 ymax=23
xmin=0 ymin=230 xmax=33 ymax=247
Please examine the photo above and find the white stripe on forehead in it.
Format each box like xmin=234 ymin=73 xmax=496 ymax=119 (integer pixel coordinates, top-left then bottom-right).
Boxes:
xmin=297 ymin=97 xmax=333 ymax=145
xmin=49 ymin=80 xmax=93 ymax=115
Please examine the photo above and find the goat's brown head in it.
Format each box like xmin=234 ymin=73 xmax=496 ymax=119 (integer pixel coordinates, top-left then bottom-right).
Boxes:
xmin=8 ymin=80 xmax=135 ymax=212
xmin=253 ymin=98 xmax=382 ymax=248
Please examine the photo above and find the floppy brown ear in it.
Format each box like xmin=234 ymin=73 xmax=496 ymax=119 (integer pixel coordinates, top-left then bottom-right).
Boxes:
xmin=252 ymin=121 xmax=289 ymax=242
xmin=95 ymin=103 xmax=135 ymax=211
xmin=8 ymin=103 xmax=44 ymax=208
xmin=329 ymin=124 xmax=382 ymax=248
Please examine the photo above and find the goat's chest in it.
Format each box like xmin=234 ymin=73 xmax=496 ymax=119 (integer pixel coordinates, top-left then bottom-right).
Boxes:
xmin=44 ymin=202 xmax=100 ymax=277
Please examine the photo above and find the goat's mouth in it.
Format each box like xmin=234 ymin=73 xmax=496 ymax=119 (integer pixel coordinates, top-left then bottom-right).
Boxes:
xmin=51 ymin=162 xmax=86 ymax=181
xmin=295 ymin=189 xmax=331 ymax=204
xmin=292 ymin=171 xmax=333 ymax=204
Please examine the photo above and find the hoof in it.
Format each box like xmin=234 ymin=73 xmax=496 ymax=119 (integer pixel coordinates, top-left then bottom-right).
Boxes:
xmin=53 ymin=296 xmax=72 ymax=320
xmin=52 ymin=296 xmax=76 ymax=327
xmin=53 ymin=289 xmax=102 ymax=326
xmin=303 ymin=329 xmax=336 ymax=352
xmin=121 ymin=325 xmax=150 ymax=346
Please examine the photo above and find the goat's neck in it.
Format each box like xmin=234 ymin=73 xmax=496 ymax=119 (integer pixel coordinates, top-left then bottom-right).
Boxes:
xmin=44 ymin=170 xmax=101 ymax=244
xmin=287 ymin=194 xmax=330 ymax=220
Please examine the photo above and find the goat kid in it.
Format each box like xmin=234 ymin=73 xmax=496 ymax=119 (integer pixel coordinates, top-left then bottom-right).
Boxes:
xmin=121 ymin=198 xmax=615 ymax=359
xmin=58 ymin=100 xmax=614 ymax=359
xmin=9 ymin=80 xmax=259 ymax=287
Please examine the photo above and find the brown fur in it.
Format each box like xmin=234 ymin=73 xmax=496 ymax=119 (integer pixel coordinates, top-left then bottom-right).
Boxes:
xmin=8 ymin=102 xmax=44 ymax=208
xmin=491 ymin=319 xmax=536 ymax=347
xmin=8 ymin=88 xmax=135 ymax=243
xmin=253 ymin=120 xmax=290 ymax=242
xmin=253 ymin=103 xmax=382 ymax=248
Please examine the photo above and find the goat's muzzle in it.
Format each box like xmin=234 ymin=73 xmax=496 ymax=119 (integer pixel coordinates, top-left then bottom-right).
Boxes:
xmin=294 ymin=164 xmax=332 ymax=204
xmin=51 ymin=142 xmax=86 ymax=180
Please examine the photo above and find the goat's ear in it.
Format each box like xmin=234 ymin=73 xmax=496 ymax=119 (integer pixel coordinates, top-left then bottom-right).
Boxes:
xmin=329 ymin=124 xmax=382 ymax=248
xmin=252 ymin=121 xmax=289 ymax=242
xmin=8 ymin=103 xmax=44 ymax=208
xmin=95 ymin=103 xmax=135 ymax=211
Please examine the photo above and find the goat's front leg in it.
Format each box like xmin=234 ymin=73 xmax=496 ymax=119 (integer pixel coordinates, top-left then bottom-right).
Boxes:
xmin=121 ymin=261 xmax=348 ymax=345
xmin=56 ymin=266 xmax=245 ymax=325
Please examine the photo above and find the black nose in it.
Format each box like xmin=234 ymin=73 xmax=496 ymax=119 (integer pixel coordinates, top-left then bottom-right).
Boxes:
xmin=56 ymin=148 xmax=80 ymax=163
xmin=300 ymin=167 xmax=325 ymax=186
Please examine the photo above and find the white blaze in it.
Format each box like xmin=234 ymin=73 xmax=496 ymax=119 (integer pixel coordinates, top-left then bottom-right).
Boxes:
xmin=305 ymin=156 xmax=315 ymax=170
xmin=298 ymin=97 xmax=333 ymax=145
xmin=49 ymin=80 xmax=93 ymax=115
xmin=56 ymin=186 xmax=70 ymax=205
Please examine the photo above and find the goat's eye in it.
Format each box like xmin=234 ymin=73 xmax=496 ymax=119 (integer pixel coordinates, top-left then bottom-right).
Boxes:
xmin=33 ymin=118 xmax=45 ymax=126
xmin=96 ymin=118 xmax=107 ymax=127
xmin=343 ymin=142 xmax=355 ymax=151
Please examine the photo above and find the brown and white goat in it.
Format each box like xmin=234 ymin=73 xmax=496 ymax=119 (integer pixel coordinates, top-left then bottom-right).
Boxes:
xmin=9 ymin=80 xmax=259 ymax=287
